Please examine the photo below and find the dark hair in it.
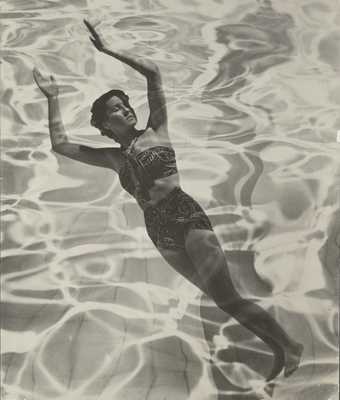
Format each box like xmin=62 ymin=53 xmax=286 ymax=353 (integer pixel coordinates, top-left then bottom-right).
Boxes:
xmin=90 ymin=89 xmax=136 ymax=134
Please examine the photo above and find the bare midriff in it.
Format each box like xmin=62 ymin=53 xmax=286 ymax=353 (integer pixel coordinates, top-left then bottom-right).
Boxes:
xmin=119 ymin=127 xmax=181 ymax=206
xmin=147 ymin=173 xmax=180 ymax=205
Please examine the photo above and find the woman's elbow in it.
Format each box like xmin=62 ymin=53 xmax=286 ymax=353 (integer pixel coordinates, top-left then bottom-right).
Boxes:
xmin=150 ymin=63 xmax=160 ymax=74
xmin=51 ymin=142 xmax=69 ymax=155
xmin=144 ymin=61 xmax=161 ymax=78
xmin=51 ymin=144 xmax=60 ymax=153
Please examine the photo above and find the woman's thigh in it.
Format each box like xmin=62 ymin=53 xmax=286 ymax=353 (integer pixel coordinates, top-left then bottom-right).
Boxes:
xmin=184 ymin=229 xmax=240 ymax=305
xmin=156 ymin=245 xmax=208 ymax=294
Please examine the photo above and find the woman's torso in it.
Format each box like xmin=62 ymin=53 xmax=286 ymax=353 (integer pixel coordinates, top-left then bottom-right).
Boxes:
xmin=117 ymin=128 xmax=180 ymax=208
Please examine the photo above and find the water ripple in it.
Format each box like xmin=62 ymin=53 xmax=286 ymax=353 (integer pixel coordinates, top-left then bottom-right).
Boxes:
xmin=1 ymin=1 xmax=339 ymax=399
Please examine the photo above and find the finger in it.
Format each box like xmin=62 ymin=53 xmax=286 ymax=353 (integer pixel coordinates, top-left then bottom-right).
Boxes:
xmin=32 ymin=71 xmax=38 ymax=83
xmin=90 ymin=37 xmax=102 ymax=50
xmin=34 ymin=69 xmax=46 ymax=82
xmin=89 ymin=37 xmax=97 ymax=46
xmin=33 ymin=67 xmax=41 ymax=77
xmin=83 ymin=19 xmax=100 ymax=40
xmin=83 ymin=19 xmax=96 ymax=35
xmin=33 ymin=72 xmax=43 ymax=88
xmin=32 ymin=68 xmax=41 ymax=82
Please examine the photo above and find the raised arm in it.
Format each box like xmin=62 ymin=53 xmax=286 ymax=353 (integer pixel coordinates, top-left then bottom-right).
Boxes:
xmin=32 ymin=68 xmax=122 ymax=171
xmin=84 ymin=19 xmax=168 ymax=135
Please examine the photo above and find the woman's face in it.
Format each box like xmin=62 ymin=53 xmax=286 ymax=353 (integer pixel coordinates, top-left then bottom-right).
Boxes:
xmin=102 ymin=95 xmax=137 ymax=141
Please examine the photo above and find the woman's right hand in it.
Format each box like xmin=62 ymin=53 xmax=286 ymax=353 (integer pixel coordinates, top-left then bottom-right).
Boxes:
xmin=83 ymin=19 xmax=108 ymax=53
xmin=33 ymin=67 xmax=59 ymax=98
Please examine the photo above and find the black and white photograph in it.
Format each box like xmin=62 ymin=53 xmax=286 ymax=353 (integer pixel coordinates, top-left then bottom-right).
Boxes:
xmin=1 ymin=0 xmax=339 ymax=399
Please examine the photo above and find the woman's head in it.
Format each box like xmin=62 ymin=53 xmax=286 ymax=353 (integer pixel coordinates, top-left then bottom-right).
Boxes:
xmin=90 ymin=90 xmax=137 ymax=143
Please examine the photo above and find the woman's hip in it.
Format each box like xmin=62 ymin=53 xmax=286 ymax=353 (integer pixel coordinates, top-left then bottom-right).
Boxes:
xmin=144 ymin=187 xmax=213 ymax=250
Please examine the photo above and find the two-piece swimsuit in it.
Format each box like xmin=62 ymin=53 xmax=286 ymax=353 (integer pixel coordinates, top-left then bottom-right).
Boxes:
xmin=118 ymin=141 xmax=213 ymax=250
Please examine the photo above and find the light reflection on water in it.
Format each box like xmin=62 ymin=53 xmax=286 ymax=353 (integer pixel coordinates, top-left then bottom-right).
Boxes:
xmin=1 ymin=0 xmax=339 ymax=399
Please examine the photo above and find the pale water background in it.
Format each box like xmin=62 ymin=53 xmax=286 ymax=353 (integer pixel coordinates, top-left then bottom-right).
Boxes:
xmin=1 ymin=0 xmax=339 ymax=399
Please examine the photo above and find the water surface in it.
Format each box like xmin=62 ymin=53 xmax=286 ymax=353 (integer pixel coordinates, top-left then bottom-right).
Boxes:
xmin=1 ymin=1 xmax=339 ymax=399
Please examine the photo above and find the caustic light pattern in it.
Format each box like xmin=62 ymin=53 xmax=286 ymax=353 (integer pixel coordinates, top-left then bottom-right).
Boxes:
xmin=1 ymin=0 xmax=339 ymax=399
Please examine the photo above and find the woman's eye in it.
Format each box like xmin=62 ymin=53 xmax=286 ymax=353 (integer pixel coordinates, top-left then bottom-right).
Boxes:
xmin=112 ymin=107 xmax=119 ymax=112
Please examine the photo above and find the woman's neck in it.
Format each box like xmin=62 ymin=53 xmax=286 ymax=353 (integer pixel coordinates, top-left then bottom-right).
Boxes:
xmin=120 ymin=129 xmax=144 ymax=150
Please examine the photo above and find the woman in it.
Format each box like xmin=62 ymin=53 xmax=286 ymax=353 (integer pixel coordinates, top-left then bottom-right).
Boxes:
xmin=33 ymin=19 xmax=303 ymax=382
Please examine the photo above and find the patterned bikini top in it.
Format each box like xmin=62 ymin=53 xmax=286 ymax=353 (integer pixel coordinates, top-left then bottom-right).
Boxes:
xmin=118 ymin=145 xmax=178 ymax=208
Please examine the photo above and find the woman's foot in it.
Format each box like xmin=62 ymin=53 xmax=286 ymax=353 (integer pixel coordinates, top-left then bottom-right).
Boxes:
xmin=266 ymin=341 xmax=304 ymax=382
xmin=283 ymin=342 xmax=304 ymax=378
xmin=266 ymin=346 xmax=285 ymax=382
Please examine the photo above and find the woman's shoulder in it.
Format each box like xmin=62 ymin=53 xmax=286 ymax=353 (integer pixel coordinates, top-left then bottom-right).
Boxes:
xmin=137 ymin=127 xmax=172 ymax=148
xmin=102 ymin=147 xmax=126 ymax=171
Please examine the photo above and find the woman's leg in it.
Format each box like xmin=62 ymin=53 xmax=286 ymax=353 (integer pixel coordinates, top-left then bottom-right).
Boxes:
xmin=184 ymin=228 xmax=303 ymax=381
xmin=156 ymin=245 xmax=208 ymax=293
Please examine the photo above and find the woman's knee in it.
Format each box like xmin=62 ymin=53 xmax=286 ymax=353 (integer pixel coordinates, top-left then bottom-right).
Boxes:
xmin=202 ymin=277 xmax=243 ymax=311
xmin=157 ymin=246 xmax=206 ymax=290
xmin=185 ymin=229 xmax=222 ymax=261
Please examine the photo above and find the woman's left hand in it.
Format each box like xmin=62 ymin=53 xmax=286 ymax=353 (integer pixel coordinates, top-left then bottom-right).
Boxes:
xmin=33 ymin=68 xmax=59 ymax=98
xmin=84 ymin=19 xmax=108 ymax=53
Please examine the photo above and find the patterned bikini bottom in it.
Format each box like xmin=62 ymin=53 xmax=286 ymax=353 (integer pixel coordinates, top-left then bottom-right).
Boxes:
xmin=144 ymin=187 xmax=213 ymax=250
